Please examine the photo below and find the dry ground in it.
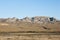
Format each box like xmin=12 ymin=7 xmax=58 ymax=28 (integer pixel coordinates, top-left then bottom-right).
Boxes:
xmin=0 ymin=22 xmax=60 ymax=40
xmin=0 ymin=34 xmax=60 ymax=40
xmin=0 ymin=22 xmax=60 ymax=32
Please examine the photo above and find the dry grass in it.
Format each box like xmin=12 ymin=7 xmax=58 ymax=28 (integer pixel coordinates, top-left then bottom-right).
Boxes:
xmin=0 ymin=34 xmax=60 ymax=40
xmin=0 ymin=22 xmax=60 ymax=40
xmin=0 ymin=22 xmax=60 ymax=32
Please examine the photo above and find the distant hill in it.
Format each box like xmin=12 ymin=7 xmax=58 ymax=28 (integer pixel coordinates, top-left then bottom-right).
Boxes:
xmin=0 ymin=16 xmax=60 ymax=32
xmin=0 ymin=16 xmax=57 ymax=23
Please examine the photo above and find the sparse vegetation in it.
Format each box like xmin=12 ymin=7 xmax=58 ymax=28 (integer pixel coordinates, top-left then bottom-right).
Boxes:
xmin=0 ymin=16 xmax=60 ymax=40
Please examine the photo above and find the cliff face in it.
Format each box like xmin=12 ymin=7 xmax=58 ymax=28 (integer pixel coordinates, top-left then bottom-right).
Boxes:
xmin=0 ymin=16 xmax=59 ymax=32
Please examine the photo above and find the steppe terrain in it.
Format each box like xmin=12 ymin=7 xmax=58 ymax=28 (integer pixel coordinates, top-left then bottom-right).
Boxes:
xmin=0 ymin=16 xmax=60 ymax=40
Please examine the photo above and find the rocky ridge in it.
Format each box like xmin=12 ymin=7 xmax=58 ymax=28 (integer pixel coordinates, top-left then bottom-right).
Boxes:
xmin=0 ymin=16 xmax=58 ymax=24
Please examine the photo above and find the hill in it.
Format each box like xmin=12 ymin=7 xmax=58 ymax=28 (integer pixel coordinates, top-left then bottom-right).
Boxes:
xmin=0 ymin=16 xmax=60 ymax=32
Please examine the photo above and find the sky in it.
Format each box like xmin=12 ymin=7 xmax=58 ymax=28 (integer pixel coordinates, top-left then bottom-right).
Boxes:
xmin=0 ymin=0 xmax=60 ymax=19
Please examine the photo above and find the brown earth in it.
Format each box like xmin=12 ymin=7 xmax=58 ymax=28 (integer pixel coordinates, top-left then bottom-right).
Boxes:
xmin=0 ymin=17 xmax=60 ymax=40
xmin=0 ymin=21 xmax=60 ymax=32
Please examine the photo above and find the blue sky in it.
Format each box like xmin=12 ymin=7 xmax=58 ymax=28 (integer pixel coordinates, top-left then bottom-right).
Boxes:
xmin=0 ymin=0 xmax=60 ymax=19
